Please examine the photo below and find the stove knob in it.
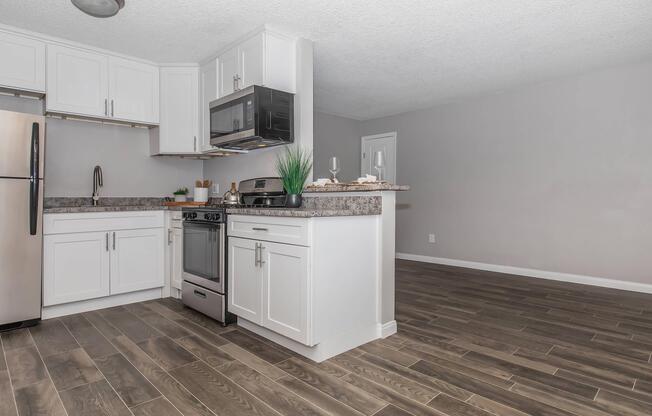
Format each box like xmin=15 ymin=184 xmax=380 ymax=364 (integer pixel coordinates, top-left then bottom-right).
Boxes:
xmin=214 ymin=213 xmax=221 ymax=221
xmin=191 ymin=212 xmax=197 ymax=219
xmin=204 ymin=213 xmax=211 ymax=220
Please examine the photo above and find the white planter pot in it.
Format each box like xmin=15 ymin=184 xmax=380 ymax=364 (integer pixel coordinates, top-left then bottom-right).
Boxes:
xmin=174 ymin=194 xmax=187 ymax=202
xmin=194 ymin=187 xmax=209 ymax=203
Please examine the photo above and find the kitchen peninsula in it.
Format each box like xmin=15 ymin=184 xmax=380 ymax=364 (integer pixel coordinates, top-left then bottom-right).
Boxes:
xmin=42 ymin=185 xmax=406 ymax=362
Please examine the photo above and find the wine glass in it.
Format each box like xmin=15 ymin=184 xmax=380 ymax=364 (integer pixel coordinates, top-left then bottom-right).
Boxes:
xmin=329 ymin=156 xmax=340 ymax=182
xmin=374 ymin=150 xmax=385 ymax=182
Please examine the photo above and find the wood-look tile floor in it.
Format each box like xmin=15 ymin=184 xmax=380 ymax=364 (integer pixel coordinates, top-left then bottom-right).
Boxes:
xmin=2 ymin=259 xmax=652 ymax=415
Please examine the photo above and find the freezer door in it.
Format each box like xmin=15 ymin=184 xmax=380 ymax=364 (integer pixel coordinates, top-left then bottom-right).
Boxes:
xmin=0 ymin=110 xmax=45 ymax=179
xmin=0 ymin=178 xmax=43 ymax=325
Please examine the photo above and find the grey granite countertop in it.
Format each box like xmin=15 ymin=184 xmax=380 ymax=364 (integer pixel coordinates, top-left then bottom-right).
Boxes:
xmin=43 ymin=197 xmax=181 ymax=214
xmin=226 ymin=206 xmax=380 ymax=217
xmin=44 ymin=205 xmax=182 ymax=213
xmin=44 ymin=195 xmax=382 ymax=217
xmin=304 ymin=183 xmax=409 ymax=193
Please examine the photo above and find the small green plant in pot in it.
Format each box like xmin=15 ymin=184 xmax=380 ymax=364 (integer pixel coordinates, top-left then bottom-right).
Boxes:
xmin=173 ymin=187 xmax=189 ymax=202
xmin=276 ymin=146 xmax=313 ymax=208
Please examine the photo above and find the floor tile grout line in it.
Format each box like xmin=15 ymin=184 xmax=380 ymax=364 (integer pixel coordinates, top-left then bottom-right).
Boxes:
xmin=0 ymin=332 xmax=20 ymax=416
xmin=25 ymin=325 xmax=71 ymax=416
xmin=80 ymin=309 xmax=218 ymax=416
xmin=58 ymin=316 xmax=137 ymax=416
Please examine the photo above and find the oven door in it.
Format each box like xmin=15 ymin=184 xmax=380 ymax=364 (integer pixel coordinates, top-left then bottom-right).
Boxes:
xmin=182 ymin=221 xmax=224 ymax=293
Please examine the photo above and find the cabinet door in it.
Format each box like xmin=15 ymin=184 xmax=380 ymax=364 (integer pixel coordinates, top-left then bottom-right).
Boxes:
xmin=108 ymin=57 xmax=159 ymax=124
xmin=239 ymin=33 xmax=264 ymax=90
xmin=0 ymin=32 xmax=45 ymax=93
xmin=261 ymin=242 xmax=310 ymax=344
xmin=43 ymin=232 xmax=110 ymax=306
xmin=158 ymin=67 xmax=199 ymax=153
xmin=171 ymin=226 xmax=183 ymax=290
xmin=218 ymin=47 xmax=238 ymax=97
xmin=199 ymin=59 xmax=218 ymax=151
xmin=46 ymin=44 xmax=108 ymax=117
xmin=110 ymin=228 xmax=164 ymax=295
xmin=228 ymin=237 xmax=262 ymax=324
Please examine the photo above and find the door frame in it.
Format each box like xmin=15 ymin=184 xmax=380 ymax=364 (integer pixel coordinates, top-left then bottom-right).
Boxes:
xmin=360 ymin=131 xmax=397 ymax=181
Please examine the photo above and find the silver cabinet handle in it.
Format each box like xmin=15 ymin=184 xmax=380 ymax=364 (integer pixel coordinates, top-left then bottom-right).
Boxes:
xmin=111 ymin=100 xmax=114 ymax=117
xmin=112 ymin=232 xmax=116 ymax=250
xmin=105 ymin=232 xmax=109 ymax=251
xmin=254 ymin=242 xmax=259 ymax=266
xmin=252 ymin=227 xmax=268 ymax=232
xmin=104 ymin=99 xmax=108 ymax=116
xmin=258 ymin=244 xmax=265 ymax=266
xmin=233 ymin=75 xmax=237 ymax=91
xmin=267 ymin=111 xmax=272 ymax=129
xmin=167 ymin=229 xmax=172 ymax=245
xmin=194 ymin=136 xmax=197 ymax=152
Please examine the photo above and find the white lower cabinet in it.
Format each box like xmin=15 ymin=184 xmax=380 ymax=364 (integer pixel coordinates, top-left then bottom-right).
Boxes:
xmin=170 ymin=224 xmax=183 ymax=290
xmin=43 ymin=231 xmax=110 ymax=306
xmin=110 ymin=228 xmax=164 ymax=295
xmin=228 ymin=234 xmax=311 ymax=345
xmin=43 ymin=212 xmax=165 ymax=308
xmin=228 ymin=237 xmax=262 ymax=324
xmin=261 ymin=242 xmax=309 ymax=344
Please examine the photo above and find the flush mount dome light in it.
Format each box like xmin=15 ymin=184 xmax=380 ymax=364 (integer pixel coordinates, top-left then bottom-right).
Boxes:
xmin=71 ymin=0 xmax=125 ymax=18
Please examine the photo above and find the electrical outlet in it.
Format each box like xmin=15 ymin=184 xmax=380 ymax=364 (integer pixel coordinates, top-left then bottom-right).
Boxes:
xmin=428 ymin=233 xmax=436 ymax=243
xmin=212 ymin=183 xmax=220 ymax=195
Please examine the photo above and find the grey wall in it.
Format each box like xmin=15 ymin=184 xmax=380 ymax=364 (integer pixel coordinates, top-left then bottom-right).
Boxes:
xmin=0 ymin=95 xmax=202 ymax=197
xmin=313 ymin=112 xmax=360 ymax=182
xmin=356 ymin=60 xmax=652 ymax=285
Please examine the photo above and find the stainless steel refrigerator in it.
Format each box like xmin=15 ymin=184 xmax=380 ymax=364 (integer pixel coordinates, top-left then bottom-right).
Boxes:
xmin=0 ymin=110 xmax=45 ymax=330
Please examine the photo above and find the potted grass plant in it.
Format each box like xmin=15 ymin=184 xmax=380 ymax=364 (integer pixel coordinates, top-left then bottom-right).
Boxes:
xmin=173 ymin=187 xmax=189 ymax=202
xmin=276 ymin=146 xmax=313 ymax=208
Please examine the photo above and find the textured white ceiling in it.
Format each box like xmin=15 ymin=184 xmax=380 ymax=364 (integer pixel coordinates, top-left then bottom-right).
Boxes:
xmin=2 ymin=0 xmax=652 ymax=119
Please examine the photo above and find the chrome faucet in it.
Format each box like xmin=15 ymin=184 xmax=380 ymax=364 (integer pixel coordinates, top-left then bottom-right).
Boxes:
xmin=92 ymin=165 xmax=103 ymax=206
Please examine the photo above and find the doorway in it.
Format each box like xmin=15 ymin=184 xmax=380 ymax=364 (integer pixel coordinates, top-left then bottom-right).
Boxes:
xmin=361 ymin=132 xmax=396 ymax=183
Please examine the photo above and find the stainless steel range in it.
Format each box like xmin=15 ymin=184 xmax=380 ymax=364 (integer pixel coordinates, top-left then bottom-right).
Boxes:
xmin=181 ymin=206 xmax=235 ymax=325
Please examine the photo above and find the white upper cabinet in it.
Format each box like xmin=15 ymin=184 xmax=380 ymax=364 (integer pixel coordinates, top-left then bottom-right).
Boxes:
xmin=46 ymin=44 xmax=109 ymax=117
xmin=218 ymin=47 xmax=238 ymax=97
xmin=151 ymin=66 xmax=199 ymax=154
xmin=0 ymin=31 xmax=45 ymax=93
xmin=46 ymin=44 xmax=159 ymax=124
xmin=239 ymin=33 xmax=264 ymax=89
xmin=199 ymin=59 xmax=218 ymax=151
xmin=217 ymin=29 xmax=295 ymax=98
xmin=108 ymin=57 xmax=159 ymax=124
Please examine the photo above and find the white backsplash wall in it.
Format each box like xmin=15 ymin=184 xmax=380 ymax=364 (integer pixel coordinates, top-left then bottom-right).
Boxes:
xmin=0 ymin=94 xmax=203 ymax=198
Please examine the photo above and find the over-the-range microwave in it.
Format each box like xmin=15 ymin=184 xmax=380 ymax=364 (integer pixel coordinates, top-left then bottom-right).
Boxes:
xmin=209 ymin=85 xmax=294 ymax=151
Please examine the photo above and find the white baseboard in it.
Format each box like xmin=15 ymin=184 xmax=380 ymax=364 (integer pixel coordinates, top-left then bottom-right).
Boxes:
xmin=378 ymin=320 xmax=397 ymax=338
xmin=42 ymin=288 xmax=163 ymax=319
xmin=396 ymin=252 xmax=652 ymax=295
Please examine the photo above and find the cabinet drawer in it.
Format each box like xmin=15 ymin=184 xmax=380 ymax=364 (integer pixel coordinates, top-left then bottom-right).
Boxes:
xmin=228 ymin=215 xmax=310 ymax=246
xmin=44 ymin=211 xmax=164 ymax=235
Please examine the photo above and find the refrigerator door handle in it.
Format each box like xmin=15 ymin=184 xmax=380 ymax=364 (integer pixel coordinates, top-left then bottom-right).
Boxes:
xmin=29 ymin=122 xmax=39 ymax=236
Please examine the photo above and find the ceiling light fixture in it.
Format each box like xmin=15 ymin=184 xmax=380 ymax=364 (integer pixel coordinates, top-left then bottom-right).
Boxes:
xmin=71 ymin=0 xmax=125 ymax=18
